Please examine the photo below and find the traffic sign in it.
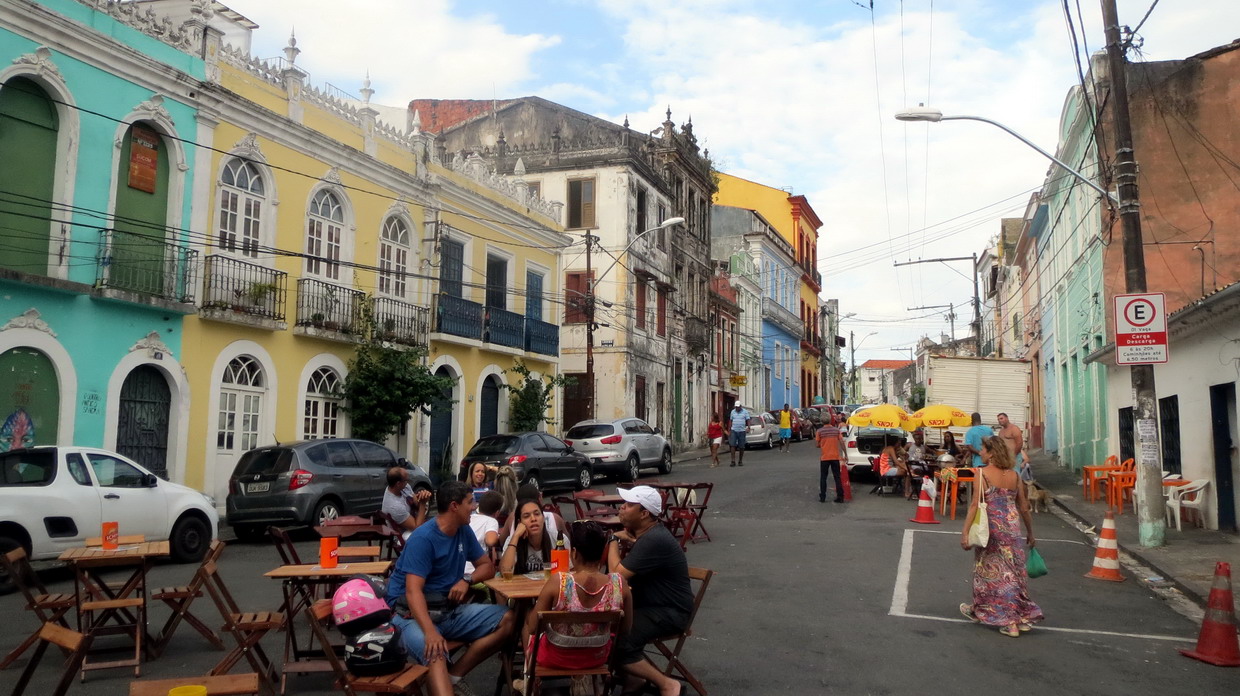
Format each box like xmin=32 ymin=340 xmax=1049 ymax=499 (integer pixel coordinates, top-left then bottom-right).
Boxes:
xmin=1114 ymin=292 xmax=1168 ymax=364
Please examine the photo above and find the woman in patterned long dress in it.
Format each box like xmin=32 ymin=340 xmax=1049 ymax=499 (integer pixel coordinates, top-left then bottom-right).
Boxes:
xmin=959 ymin=436 xmax=1043 ymax=637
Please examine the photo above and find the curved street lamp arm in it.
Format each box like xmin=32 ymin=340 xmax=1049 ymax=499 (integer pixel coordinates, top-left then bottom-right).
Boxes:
xmin=941 ymin=115 xmax=1119 ymax=204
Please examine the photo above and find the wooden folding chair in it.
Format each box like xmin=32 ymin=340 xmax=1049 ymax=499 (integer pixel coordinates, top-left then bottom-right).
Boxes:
xmin=0 ymin=547 xmax=77 ymax=670
xmin=9 ymin=622 xmax=92 ymax=696
xmin=647 ymin=567 xmax=713 ymax=696
xmin=374 ymin=512 xmax=406 ymax=560
xmin=268 ymin=526 xmax=318 ymax=613
xmin=202 ymin=560 xmax=284 ymax=692
xmin=128 ymin=673 xmax=261 ymax=696
xmin=524 ymin=610 xmax=623 ymax=696
xmin=306 ymin=599 xmax=428 ymax=695
xmin=151 ymin=539 xmax=227 ymax=658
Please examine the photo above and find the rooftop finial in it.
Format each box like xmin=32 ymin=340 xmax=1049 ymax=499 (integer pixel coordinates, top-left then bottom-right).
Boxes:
xmin=623 ymin=114 xmax=630 ymax=128
xmin=666 ymin=105 xmax=672 ymax=121
xmin=283 ymin=29 xmax=300 ymax=64
xmin=410 ymin=108 xmax=422 ymax=134
xmin=360 ymin=70 xmax=373 ymax=103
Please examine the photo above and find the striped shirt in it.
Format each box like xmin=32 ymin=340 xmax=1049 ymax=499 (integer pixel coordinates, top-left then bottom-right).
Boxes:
xmin=816 ymin=424 xmax=843 ymax=461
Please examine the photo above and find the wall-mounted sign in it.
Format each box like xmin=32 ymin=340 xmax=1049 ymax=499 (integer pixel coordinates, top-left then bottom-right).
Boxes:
xmin=127 ymin=126 xmax=160 ymax=194
xmin=729 ymin=374 xmax=747 ymax=387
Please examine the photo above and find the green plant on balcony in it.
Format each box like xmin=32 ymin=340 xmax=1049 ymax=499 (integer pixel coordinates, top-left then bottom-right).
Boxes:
xmin=309 ymin=312 xmax=326 ymax=327
xmin=247 ymin=282 xmax=278 ymax=312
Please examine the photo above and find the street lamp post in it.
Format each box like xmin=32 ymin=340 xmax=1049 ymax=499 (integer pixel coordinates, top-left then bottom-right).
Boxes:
xmin=896 ymin=40 xmax=1165 ymax=546
xmin=850 ymin=330 xmax=877 ymax=403
xmin=583 ymin=216 xmax=684 ymax=420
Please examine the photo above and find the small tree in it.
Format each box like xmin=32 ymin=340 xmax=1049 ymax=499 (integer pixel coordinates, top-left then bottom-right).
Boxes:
xmin=908 ymin=385 xmax=927 ymax=411
xmin=339 ymin=298 xmax=456 ymax=442
xmin=503 ymin=360 xmax=575 ymax=432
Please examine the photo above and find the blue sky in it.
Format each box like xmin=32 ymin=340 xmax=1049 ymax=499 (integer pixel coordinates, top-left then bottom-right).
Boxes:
xmin=227 ymin=0 xmax=1235 ymax=363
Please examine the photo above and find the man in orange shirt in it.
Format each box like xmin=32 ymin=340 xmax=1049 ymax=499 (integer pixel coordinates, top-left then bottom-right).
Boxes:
xmin=815 ymin=415 xmax=849 ymax=503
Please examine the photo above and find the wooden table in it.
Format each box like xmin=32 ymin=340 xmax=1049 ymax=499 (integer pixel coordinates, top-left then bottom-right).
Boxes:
xmin=264 ymin=561 xmax=391 ymax=693
xmin=85 ymin=534 xmax=146 ymax=547
xmin=484 ymin=575 xmax=549 ymax=694
xmin=582 ymin=494 xmax=626 ymax=507
xmin=335 ymin=545 xmax=383 ymax=560
xmin=59 ymin=541 xmax=170 ymax=677
xmin=314 ymin=523 xmax=393 ymax=544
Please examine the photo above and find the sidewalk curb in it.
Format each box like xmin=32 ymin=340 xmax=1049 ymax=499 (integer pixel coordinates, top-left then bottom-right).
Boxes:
xmin=1048 ymin=494 xmax=1209 ymax=611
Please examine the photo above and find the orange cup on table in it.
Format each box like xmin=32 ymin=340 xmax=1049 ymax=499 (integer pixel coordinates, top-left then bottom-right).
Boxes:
xmin=551 ymin=548 xmax=570 ymax=573
xmin=101 ymin=521 xmax=119 ymax=550
xmin=319 ymin=537 xmax=338 ymax=569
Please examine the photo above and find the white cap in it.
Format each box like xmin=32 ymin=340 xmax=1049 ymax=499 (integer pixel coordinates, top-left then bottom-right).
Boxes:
xmin=617 ymin=485 xmax=663 ymax=516
xmin=734 ymin=401 xmax=743 ymax=408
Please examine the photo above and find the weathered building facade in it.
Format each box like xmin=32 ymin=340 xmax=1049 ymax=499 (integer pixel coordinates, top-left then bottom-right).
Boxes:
xmin=420 ymin=99 xmax=716 ymax=450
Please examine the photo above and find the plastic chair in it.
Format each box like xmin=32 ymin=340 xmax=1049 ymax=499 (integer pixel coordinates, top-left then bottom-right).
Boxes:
xmin=1106 ymin=471 xmax=1137 ymax=514
xmin=1166 ymin=479 xmax=1210 ymax=531
xmin=1081 ymin=455 xmax=1120 ymax=502
xmin=941 ymin=468 xmax=976 ymax=520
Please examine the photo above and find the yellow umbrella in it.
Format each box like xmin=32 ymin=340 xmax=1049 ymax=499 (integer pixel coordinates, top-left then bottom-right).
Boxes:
xmin=848 ymin=404 xmax=919 ymax=431
xmin=911 ymin=404 xmax=972 ymax=429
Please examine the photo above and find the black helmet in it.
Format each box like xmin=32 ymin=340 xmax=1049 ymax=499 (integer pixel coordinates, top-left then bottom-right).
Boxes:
xmin=345 ymin=622 xmax=405 ymax=676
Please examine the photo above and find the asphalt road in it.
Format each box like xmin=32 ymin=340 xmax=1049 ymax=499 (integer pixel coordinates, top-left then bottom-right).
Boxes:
xmin=2 ymin=441 xmax=1234 ymax=695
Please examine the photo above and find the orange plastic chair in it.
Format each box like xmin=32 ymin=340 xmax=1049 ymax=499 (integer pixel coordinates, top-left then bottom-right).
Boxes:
xmin=1081 ymin=455 xmax=1120 ymax=502
xmin=1107 ymin=471 xmax=1137 ymax=514
xmin=940 ymin=468 xmax=976 ymax=520
xmin=1098 ymin=458 xmax=1136 ymax=504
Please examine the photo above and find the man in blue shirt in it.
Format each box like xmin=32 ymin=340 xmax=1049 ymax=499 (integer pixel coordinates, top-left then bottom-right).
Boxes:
xmin=728 ymin=401 xmax=751 ymax=467
xmin=387 ymin=481 xmax=512 ymax=696
xmin=962 ymin=412 xmax=993 ymax=468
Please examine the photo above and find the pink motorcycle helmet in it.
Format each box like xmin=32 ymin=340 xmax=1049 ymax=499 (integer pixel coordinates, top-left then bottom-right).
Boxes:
xmin=332 ymin=578 xmax=391 ymax=636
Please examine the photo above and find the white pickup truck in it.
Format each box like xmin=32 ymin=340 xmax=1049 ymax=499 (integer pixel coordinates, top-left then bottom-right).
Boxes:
xmin=0 ymin=446 xmax=219 ymax=594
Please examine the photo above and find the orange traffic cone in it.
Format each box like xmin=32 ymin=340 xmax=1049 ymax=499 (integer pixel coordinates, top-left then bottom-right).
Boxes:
xmin=840 ymin=462 xmax=853 ymax=501
xmin=908 ymin=484 xmax=940 ymax=524
xmin=1179 ymin=562 xmax=1240 ymax=667
xmin=1084 ymin=511 xmax=1125 ymax=582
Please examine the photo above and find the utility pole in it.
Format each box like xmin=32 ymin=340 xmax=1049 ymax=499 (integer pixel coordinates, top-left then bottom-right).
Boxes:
xmin=894 ymin=256 xmax=981 ymax=343
xmin=584 ymin=232 xmax=596 ymax=421
xmin=908 ymin=303 xmax=956 ymax=342
xmin=1102 ymin=0 xmax=1163 ymax=547
xmin=849 ymin=330 xmax=856 ymax=403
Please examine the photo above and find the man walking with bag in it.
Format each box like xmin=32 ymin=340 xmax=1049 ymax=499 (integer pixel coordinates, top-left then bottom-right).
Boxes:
xmin=816 ymin=414 xmax=848 ymax=502
xmin=728 ymin=401 xmax=750 ymax=467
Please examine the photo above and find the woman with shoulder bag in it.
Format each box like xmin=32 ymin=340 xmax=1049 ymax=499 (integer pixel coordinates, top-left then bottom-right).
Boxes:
xmin=959 ymin=436 xmax=1043 ymax=637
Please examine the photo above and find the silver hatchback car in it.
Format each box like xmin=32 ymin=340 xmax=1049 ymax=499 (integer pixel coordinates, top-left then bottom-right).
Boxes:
xmin=745 ymin=413 xmax=780 ymax=448
xmin=564 ymin=418 xmax=673 ymax=482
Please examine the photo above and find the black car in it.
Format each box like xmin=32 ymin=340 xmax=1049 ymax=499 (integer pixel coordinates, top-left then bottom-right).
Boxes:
xmin=461 ymin=433 xmax=592 ymax=492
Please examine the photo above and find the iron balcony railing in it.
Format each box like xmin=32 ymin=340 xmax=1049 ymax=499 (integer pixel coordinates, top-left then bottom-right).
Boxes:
xmin=372 ymin=296 xmax=430 ymax=348
xmin=485 ymin=306 xmax=525 ymax=349
xmin=524 ymin=317 xmax=559 ymax=356
xmin=297 ymin=278 xmax=364 ymax=334
xmin=201 ymin=255 xmax=287 ymax=321
xmin=435 ymin=293 xmax=484 ymax=340
xmin=96 ymin=228 xmax=199 ymax=303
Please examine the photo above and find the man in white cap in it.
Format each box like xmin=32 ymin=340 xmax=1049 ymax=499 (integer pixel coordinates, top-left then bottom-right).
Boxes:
xmin=728 ymin=401 xmax=751 ymax=467
xmin=607 ymin=486 xmax=693 ymax=696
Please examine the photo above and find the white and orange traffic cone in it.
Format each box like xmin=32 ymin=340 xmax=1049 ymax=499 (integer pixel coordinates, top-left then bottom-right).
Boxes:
xmin=908 ymin=485 xmax=940 ymax=524
xmin=1084 ymin=511 xmax=1125 ymax=582
xmin=1180 ymin=561 xmax=1240 ymax=667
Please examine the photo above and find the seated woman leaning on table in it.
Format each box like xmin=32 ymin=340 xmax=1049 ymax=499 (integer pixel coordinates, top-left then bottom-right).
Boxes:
xmin=501 ymin=498 xmax=572 ymax=575
xmin=515 ymin=520 xmax=633 ymax=693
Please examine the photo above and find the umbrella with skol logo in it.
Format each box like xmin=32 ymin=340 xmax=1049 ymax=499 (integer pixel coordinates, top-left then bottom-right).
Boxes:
xmin=911 ymin=404 xmax=971 ymax=429
xmin=847 ymin=404 xmax=919 ymax=431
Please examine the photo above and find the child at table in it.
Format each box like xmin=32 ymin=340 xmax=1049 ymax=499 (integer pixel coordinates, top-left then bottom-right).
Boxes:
xmin=515 ymin=520 xmax=632 ymax=694
xmin=465 ymin=491 xmax=503 ymax=582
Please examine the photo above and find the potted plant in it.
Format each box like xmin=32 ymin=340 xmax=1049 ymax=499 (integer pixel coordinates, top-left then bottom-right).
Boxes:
xmin=309 ymin=312 xmax=326 ymax=328
xmin=247 ymin=282 xmax=278 ymax=312
xmin=381 ymin=317 xmax=398 ymax=339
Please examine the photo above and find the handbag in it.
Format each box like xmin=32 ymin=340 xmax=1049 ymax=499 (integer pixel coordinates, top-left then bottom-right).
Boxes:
xmin=1026 ymin=547 xmax=1048 ymax=578
xmin=967 ymin=468 xmax=990 ymax=549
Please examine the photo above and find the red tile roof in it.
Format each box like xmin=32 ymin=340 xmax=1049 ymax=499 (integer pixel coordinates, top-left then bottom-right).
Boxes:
xmin=859 ymin=359 xmax=913 ymax=369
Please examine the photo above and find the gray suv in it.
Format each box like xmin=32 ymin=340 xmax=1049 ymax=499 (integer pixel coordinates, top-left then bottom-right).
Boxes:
xmin=225 ymin=439 xmax=432 ymax=540
xmin=564 ymin=418 xmax=672 ymax=482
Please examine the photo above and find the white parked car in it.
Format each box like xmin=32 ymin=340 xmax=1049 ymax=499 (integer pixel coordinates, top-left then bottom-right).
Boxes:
xmin=564 ymin=418 xmax=673 ymax=481
xmin=843 ymin=426 xmax=908 ymax=476
xmin=0 ymin=446 xmax=219 ymax=594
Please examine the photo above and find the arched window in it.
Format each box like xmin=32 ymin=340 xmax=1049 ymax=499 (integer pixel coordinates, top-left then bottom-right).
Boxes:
xmin=303 ymin=367 xmax=342 ymax=440
xmin=379 ymin=217 xmax=410 ymax=297
xmin=307 ymin=189 xmax=344 ymax=280
xmin=0 ymin=77 xmax=59 ymax=276
xmin=218 ymin=158 xmax=265 ymax=257
xmin=218 ymin=356 xmax=264 ymax=452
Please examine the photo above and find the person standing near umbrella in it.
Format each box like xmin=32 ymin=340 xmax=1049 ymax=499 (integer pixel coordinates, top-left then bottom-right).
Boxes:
xmin=815 ymin=414 xmax=848 ymax=502
xmin=962 ymin=412 xmax=993 ymax=468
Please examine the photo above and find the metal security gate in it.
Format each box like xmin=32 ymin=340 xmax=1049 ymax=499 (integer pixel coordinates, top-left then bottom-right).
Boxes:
xmin=117 ymin=365 xmax=171 ymax=478
xmin=428 ymin=367 xmax=455 ymax=485
xmin=480 ymin=376 xmax=500 ymax=438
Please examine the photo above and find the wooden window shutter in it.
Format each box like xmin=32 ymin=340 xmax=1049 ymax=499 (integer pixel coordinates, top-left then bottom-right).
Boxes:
xmin=636 ymin=281 xmax=647 ymax=330
xmin=656 ymin=288 xmax=667 ymax=336
xmin=581 ymin=179 xmax=596 ymax=228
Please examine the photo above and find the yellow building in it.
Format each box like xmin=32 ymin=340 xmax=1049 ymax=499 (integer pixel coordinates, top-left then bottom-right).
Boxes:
xmin=182 ymin=25 xmax=565 ymax=508
xmin=714 ymin=173 xmax=824 ymax=406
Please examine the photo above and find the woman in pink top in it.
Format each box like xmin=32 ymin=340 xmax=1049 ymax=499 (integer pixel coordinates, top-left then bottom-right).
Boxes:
xmin=520 ymin=520 xmax=633 ymax=681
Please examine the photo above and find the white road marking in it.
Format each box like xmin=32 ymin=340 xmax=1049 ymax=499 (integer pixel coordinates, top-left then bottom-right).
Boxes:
xmin=910 ymin=528 xmax=1087 ymax=544
xmin=890 ymin=529 xmax=1194 ymax=643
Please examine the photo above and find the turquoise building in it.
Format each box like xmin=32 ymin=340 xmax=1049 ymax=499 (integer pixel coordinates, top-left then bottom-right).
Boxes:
xmin=1038 ymin=76 xmax=1110 ymax=471
xmin=0 ymin=0 xmax=205 ymax=479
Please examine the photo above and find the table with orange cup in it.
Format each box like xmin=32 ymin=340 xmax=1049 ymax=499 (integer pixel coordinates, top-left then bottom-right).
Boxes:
xmin=485 ymin=573 xmax=550 ymax=695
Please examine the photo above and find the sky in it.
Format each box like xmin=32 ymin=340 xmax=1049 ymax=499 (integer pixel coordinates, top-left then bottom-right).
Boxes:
xmin=223 ymin=0 xmax=1236 ymax=366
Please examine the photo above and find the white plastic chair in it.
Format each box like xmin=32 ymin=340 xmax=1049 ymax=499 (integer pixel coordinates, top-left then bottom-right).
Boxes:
xmin=1165 ymin=479 xmax=1209 ymax=531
